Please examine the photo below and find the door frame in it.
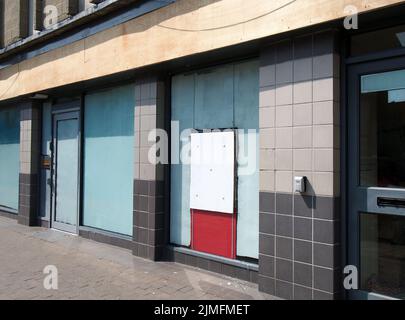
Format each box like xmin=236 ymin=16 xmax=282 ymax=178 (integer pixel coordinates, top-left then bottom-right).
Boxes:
xmin=50 ymin=101 xmax=82 ymax=234
xmin=347 ymin=55 xmax=405 ymax=300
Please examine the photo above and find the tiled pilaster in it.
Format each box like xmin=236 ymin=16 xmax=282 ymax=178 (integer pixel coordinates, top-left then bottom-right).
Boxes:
xmin=18 ymin=102 xmax=41 ymax=226
xmin=133 ymin=79 xmax=166 ymax=261
xmin=258 ymin=30 xmax=342 ymax=300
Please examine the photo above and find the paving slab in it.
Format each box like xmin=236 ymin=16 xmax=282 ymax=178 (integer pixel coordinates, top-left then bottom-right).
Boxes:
xmin=0 ymin=217 xmax=275 ymax=300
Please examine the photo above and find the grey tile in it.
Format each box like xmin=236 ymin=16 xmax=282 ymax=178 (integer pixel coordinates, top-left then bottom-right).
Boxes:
xmin=132 ymin=242 xmax=139 ymax=256
xmin=250 ymin=271 xmax=258 ymax=284
xmin=314 ymin=196 xmax=339 ymax=220
xmin=276 ymin=237 xmax=293 ymax=259
xmin=138 ymin=228 xmax=148 ymax=245
xmin=276 ymin=215 xmax=293 ymax=237
xmin=137 ymin=243 xmax=148 ymax=259
xmin=313 ymin=31 xmax=337 ymax=56
xmin=276 ymin=280 xmax=293 ymax=300
xmin=260 ymin=192 xmax=275 ymax=213
xmin=294 ymin=195 xmax=313 ymax=217
xmin=137 ymin=180 xmax=149 ymax=196
xmin=313 ymin=290 xmax=335 ymax=300
xmin=313 ymin=219 xmax=337 ymax=244
xmin=276 ymin=40 xmax=293 ymax=63
xmin=208 ymin=260 xmax=222 ymax=274
xmin=174 ymin=252 xmax=186 ymax=264
xmin=259 ymin=213 xmax=275 ymax=234
xmin=135 ymin=195 xmax=148 ymax=212
xmin=294 ymin=240 xmax=312 ymax=264
xmin=294 ymin=217 xmax=312 ymax=241
xmin=261 ymin=47 xmax=276 ymax=65
xmin=134 ymin=211 xmax=148 ymax=228
xmin=313 ymin=53 xmax=337 ymax=80
xmin=276 ymin=193 xmax=293 ymax=215
xmin=276 ymin=259 xmax=293 ymax=282
xmin=222 ymin=264 xmax=239 ymax=278
xmin=294 ymin=35 xmax=313 ymax=59
xmin=260 ymin=64 xmax=276 ymax=87
xmin=258 ymin=275 xmax=275 ymax=295
xmin=259 ymin=255 xmax=275 ymax=278
xmin=259 ymin=233 xmax=275 ymax=256
xmin=149 ymin=180 xmax=164 ymax=196
xmin=314 ymin=267 xmax=339 ymax=293
xmin=314 ymin=243 xmax=340 ymax=269
xmin=149 ymin=213 xmax=165 ymax=230
xmin=149 ymin=229 xmax=164 ymax=246
xmin=185 ymin=254 xmax=198 ymax=267
xmin=294 ymin=262 xmax=313 ymax=287
xmin=233 ymin=267 xmax=250 ymax=282
xmin=294 ymin=285 xmax=313 ymax=300
xmin=149 ymin=196 xmax=165 ymax=214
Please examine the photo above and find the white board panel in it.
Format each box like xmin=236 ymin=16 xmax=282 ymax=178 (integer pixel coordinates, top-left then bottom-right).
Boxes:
xmin=190 ymin=131 xmax=235 ymax=214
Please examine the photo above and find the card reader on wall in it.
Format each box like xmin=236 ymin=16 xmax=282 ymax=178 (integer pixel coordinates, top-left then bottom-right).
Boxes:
xmin=294 ymin=176 xmax=307 ymax=193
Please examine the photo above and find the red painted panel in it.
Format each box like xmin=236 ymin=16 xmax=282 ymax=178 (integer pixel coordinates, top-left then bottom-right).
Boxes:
xmin=191 ymin=209 xmax=237 ymax=259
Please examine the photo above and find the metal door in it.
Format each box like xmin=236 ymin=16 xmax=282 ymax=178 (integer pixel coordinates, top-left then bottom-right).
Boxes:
xmin=51 ymin=111 xmax=80 ymax=234
xmin=348 ymin=56 xmax=405 ymax=300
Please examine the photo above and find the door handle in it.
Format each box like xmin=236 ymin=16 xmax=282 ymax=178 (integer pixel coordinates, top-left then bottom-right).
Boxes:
xmin=377 ymin=197 xmax=405 ymax=208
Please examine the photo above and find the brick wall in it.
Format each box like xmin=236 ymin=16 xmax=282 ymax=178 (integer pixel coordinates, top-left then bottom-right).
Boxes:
xmin=2 ymin=0 xmax=29 ymax=46
xmin=0 ymin=0 xmax=4 ymax=47
xmin=258 ymin=30 xmax=342 ymax=300
xmin=42 ymin=0 xmax=78 ymax=25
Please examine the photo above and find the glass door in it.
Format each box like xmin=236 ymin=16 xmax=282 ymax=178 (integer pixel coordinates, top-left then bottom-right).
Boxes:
xmin=51 ymin=111 xmax=80 ymax=234
xmin=348 ymin=56 xmax=405 ymax=300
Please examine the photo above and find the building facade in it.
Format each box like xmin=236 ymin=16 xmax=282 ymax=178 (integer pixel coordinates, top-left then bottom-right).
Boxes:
xmin=1 ymin=0 xmax=405 ymax=300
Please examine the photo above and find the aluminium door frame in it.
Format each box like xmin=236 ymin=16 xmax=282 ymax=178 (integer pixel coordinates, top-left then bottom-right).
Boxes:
xmin=50 ymin=101 xmax=82 ymax=234
xmin=347 ymin=54 xmax=405 ymax=300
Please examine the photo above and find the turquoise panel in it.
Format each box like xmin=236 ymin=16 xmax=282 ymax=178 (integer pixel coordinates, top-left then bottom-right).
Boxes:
xmin=170 ymin=74 xmax=195 ymax=246
xmin=362 ymin=69 xmax=405 ymax=93
xmin=234 ymin=60 xmax=260 ymax=259
xmin=170 ymin=60 xmax=260 ymax=259
xmin=0 ymin=107 xmax=20 ymax=211
xmin=83 ymin=85 xmax=134 ymax=236
xmin=194 ymin=65 xmax=234 ymax=129
xmin=55 ymin=118 xmax=79 ymax=225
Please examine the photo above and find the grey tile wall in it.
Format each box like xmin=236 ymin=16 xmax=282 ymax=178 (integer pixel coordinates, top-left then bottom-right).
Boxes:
xmin=133 ymin=79 xmax=166 ymax=261
xmin=258 ymin=30 xmax=342 ymax=300
xmin=18 ymin=102 xmax=41 ymax=226
xmin=167 ymin=249 xmax=258 ymax=283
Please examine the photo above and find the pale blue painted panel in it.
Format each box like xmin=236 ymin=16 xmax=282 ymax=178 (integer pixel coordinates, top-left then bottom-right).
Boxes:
xmin=55 ymin=119 xmax=79 ymax=225
xmin=170 ymin=74 xmax=195 ymax=246
xmin=362 ymin=69 xmax=405 ymax=93
xmin=0 ymin=107 xmax=20 ymax=211
xmin=194 ymin=65 xmax=234 ymax=129
xmin=83 ymin=85 xmax=134 ymax=236
xmin=234 ymin=60 xmax=260 ymax=259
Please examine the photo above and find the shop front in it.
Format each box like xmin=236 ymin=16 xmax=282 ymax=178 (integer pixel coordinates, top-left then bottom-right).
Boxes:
xmin=170 ymin=60 xmax=260 ymax=262
xmin=38 ymin=85 xmax=135 ymax=237
xmin=347 ymin=24 xmax=405 ymax=300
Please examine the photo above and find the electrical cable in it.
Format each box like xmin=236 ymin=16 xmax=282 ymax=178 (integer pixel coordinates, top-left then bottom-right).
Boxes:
xmin=156 ymin=0 xmax=298 ymax=32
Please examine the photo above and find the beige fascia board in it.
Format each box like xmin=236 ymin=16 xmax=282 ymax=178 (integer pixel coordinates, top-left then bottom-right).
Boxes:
xmin=0 ymin=0 xmax=404 ymax=102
